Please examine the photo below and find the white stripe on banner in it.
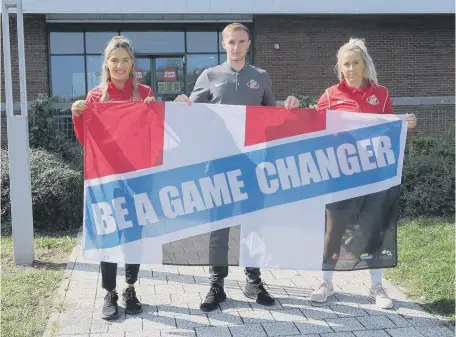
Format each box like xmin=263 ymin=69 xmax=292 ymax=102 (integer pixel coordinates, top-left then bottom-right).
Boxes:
xmin=82 ymin=105 xmax=408 ymax=270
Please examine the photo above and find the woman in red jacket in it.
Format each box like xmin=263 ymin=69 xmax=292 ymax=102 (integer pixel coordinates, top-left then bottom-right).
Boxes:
xmin=71 ymin=35 xmax=155 ymax=320
xmin=310 ymin=38 xmax=416 ymax=309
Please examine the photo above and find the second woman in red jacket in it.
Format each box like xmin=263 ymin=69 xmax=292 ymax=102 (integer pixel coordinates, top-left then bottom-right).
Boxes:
xmin=310 ymin=38 xmax=416 ymax=309
xmin=71 ymin=35 xmax=155 ymax=320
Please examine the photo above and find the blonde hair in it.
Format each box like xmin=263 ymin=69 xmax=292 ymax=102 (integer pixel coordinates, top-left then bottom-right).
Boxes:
xmin=335 ymin=38 xmax=378 ymax=85
xmin=222 ymin=22 xmax=250 ymax=39
xmin=99 ymin=36 xmax=139 ymax=102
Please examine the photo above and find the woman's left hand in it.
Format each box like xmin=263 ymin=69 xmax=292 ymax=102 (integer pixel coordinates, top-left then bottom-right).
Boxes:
xmin=144 ymin=96 xmax=157 ymax=104
xmin=284 ymin=95 xmax=300 ymax=110
xmin=405 ymin=113 xmax=417 ymax=129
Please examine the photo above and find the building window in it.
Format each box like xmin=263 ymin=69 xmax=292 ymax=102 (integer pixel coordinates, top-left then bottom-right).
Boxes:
xmin=185 ymin=30 xmax=232 ymax=94
xmin=50 ymin=56 xmax=86 ymax=101
xmin=49 ymin=32 xmax=118 ymax=101
xmin=187 ymin=32 xmax=218 ymax=53
xmin=86 ymin=55 xmax=104 ymax=91
xmin=49 ymin=32 xmax=84 ymax=54
xmin=120 ymin=31 xmax=185 ymax=54
xmin=186 ymin=54 xmax=218 ymax=93
xmin=86 ymin=32 xmax=118 ymax=53
xmin=219 ymin=32 xmax=224 ymax=52
xmin=49 ymin=26 xmax=253 ymax=101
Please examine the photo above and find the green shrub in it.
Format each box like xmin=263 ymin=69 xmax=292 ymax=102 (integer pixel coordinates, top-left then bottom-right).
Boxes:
xmin=28 ymin=94 xmax=83 ymax=171
xmin=298 ymin=95 xmax=318 ymax=108
xmin=1 ymin=148 xmax=83 ymax=234
xmin=400 ymin=131 xmax=455 ymax=219
xmin=1 ymin=95 xmax=83 ymax=234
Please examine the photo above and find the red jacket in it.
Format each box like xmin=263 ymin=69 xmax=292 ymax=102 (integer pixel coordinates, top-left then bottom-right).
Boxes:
xmin=317 ymin=80 xmax=393 ymax=114
xmin=72 ymin=79 xmax=154 ymax=145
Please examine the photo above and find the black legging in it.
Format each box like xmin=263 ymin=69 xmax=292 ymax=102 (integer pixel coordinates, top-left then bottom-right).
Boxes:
xmin=100 ymin=262 xmax=140 ymax=291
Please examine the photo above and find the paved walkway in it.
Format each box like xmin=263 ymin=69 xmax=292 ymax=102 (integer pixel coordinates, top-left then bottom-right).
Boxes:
xmin=44 ymin=239 xmax=454 ymax=337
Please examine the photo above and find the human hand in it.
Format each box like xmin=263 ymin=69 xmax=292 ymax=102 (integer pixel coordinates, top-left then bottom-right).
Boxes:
xmin=405 ymin=113 xmax=417 ymax=129
xmin=174 ymin=94 xmax=191 ymax=104
xmin=284 ymin=95 xmax=300 ymax=110
xmin=144 ymin=96 xmax=157 ymax=104
xmin=71 ymin=100 xmax=87 ymax=117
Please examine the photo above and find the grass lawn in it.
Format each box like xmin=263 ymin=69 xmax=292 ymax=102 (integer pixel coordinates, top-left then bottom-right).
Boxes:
xmin=1 ymin=232 xmax=78 ymax=337
xmin=385 ymin=218 xmax=455 ymax=323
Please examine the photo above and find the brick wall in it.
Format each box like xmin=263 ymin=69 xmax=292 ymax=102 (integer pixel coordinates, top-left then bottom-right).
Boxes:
xmin=253 ymin=14 xmax=455 ymax=134
xmin=1 ymin=14 xmax=48 ymax=147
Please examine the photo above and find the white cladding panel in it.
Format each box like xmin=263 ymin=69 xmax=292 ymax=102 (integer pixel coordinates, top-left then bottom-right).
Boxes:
xmin=2 ymin=0 xmax=454 ymax=14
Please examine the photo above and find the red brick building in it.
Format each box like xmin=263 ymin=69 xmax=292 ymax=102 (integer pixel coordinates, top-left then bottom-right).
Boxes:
xmin=1 ymin=7 xmax=454 ymax=144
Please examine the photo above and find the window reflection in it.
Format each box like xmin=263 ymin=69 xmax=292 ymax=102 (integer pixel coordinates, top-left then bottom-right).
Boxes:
xmin=50 ymin=32 xmax=84 ymax=54
xmin=121 ymin=32 xmax=185 ymax=53
xmin=86 ymin=32 xmax=118 ymax=54
xmin=187 ymin=32 xmax=218 ymax=53
xmin=219 ymin=32 xmax=224 ymax=52
xmin=86 ymin=55 xmax=103 ymax=90
xmin=51 ymin=56 xmax=86 ymax=101
xmin=187 ymin=54 xmax=218 ymax=93
xmin=220 ymin=53 xmax=227 ymax=64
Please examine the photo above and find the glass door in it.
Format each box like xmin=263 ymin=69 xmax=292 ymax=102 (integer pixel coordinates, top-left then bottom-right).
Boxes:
xmin=154 ymin=56 xmax=185 ymax=101
xmin=135 ymin=57 xmax=153 ymax=88
xmin=135 ymin=56 xmax=185 ymax=101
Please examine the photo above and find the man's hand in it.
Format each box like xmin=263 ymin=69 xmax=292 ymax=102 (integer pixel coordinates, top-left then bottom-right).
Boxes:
xmin=144 ymin=96 xmax=156 ymax=104
xmin=284 ymin=96 xmax=300 ymax=110
xmin=71 ymin=100 xmax=87 ymax=117
xmin=174 ymin=94 xmax=191 ymax=104
xmin=405 ymin=113 xmax=417 ymax=129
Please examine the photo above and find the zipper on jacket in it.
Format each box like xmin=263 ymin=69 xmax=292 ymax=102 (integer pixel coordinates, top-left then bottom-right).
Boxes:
xmin=235 ymin=72 xmax=238 ymax=91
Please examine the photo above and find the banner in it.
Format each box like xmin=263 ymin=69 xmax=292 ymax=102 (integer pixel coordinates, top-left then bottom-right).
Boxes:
xmin=82 ymin=102 xmax=407 ymax=271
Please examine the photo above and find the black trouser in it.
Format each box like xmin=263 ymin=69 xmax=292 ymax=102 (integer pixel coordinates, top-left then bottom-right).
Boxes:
xmin=208 ymin=227 xmax=261 ymax=287
xmin=101 ymin=262 xmax=140 ymax=292
xmin=206 ymin=156 xmax=263 ymax=287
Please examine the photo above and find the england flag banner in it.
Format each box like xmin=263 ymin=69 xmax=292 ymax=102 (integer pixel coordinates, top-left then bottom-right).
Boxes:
xmin=82 ymin=101 xmax=407 ymax=271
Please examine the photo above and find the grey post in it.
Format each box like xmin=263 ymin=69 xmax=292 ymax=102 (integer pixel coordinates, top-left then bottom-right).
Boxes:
xmin=2 ymin=0 xmax=35 ymax=265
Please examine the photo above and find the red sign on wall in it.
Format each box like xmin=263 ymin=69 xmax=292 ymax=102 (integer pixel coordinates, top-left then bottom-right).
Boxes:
xmin=163 ymin=68 xmax=177 ymax=81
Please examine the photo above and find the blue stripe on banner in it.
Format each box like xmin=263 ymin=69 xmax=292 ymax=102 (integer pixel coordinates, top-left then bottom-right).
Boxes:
xmin=84 ymin=121 xmax=402 ymax=250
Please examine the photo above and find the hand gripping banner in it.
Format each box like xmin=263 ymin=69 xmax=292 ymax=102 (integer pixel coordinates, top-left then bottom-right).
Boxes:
xmin=82 ymin=101 xmax=407 ymax=271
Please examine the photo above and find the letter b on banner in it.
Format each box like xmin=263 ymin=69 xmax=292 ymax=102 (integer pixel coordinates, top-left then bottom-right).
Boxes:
xmin=92 ymin=203 xmax=117 ymax=235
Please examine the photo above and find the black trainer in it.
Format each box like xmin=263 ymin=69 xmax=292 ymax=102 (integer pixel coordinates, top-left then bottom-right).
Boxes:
xmin=243 ymin=279 xmax=275 ymax=306
xmin=200 ymin=285 xmax=227 ymax=312
xmin=122 ymin=287 xmax=143 ymax=314
xmin=102 ymin=291 xmax=119 ymax=320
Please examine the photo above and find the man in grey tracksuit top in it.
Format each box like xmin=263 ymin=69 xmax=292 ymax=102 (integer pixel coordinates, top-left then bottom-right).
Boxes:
xmin=189 ymin=61 xmax=276 ymax=106
xmin=175 ymin=22 xmax=299 ymax=312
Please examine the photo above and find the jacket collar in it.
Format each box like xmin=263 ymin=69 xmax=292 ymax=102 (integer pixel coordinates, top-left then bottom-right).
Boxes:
xmin=107 ymin=78 xmax=134 ymax=96
xmin=337 ymin=79 xmax=377 ymax=97
xmin=221 ymin=61 xmax=249 ymax=73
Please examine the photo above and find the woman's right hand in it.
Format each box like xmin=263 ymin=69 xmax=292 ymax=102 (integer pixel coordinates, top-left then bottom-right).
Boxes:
xmin=174 ymin=94 xmax=191 ymax=104
xmin=71 ymin=100 xmax=87 ymax=117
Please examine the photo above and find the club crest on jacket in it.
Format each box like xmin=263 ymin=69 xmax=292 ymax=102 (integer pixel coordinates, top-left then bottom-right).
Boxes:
xmin=247 ymin=79 xmax=260 ymax=89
